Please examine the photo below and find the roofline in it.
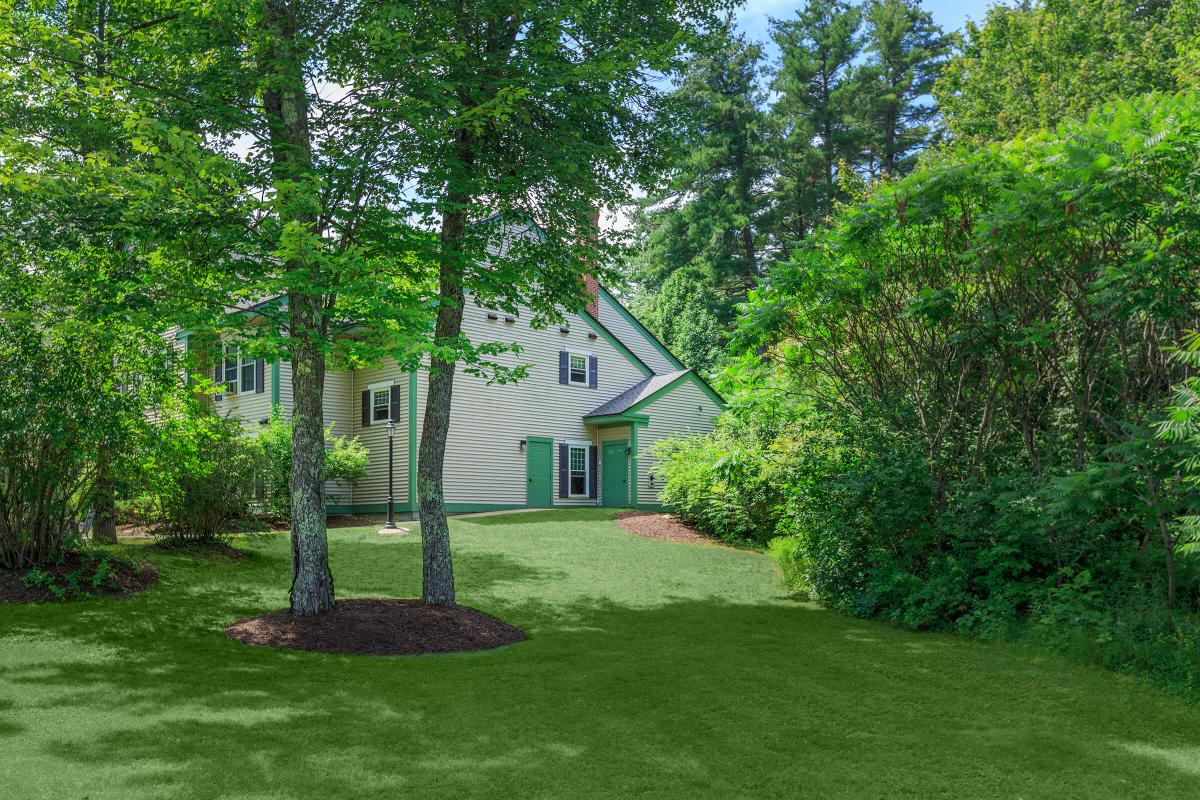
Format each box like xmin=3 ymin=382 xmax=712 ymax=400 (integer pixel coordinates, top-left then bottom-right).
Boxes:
xmin=578 ymin=305 xmax=655 ymax=377
xmin=584 ymin=369 xmax=726 ymax=420
xmin=595 ymin=284 xmax=686 ymax=371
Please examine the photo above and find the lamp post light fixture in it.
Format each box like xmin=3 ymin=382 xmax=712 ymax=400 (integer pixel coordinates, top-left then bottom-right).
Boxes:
xmin=385 ymin=420 xmax=397 ymax=529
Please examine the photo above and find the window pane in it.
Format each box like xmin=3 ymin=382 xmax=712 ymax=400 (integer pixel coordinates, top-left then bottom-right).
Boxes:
xmin=570 ymin=447 xmax=585 ymax=472
xmin=373 ymin=390 xmax=390 ymax=421
xmin=570 ymin=475 xmax=586 ymax=494
xmin=241 ymin=361 xmax=256 ymax=391
xmin=569 ymin=354 xmax=587 ymax=384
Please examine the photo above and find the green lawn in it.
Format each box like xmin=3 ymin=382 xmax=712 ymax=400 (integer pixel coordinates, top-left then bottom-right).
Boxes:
xmin=1 ymin=509 xmax=1198 ymax=799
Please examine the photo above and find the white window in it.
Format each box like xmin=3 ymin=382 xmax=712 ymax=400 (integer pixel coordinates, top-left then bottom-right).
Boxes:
xmin=568 ymin=353 xmax=588 ymax=385
xmin=568 ymin=444 xmax=589 ymax=497
xmin=221 ymin=344 xmax=256 ymax=394
xmin=372 ymin=388 xmax=390 ymax=422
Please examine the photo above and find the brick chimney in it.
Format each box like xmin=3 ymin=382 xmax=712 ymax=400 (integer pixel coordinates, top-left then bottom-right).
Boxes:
xmin=582 ymin=207 xmax=601 ymax=317
xmin=583 ymin=273 xmax=600 ymax=318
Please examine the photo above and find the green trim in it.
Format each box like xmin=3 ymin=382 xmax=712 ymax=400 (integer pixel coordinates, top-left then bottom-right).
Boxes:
xmin=584 ymin=412 xmax=649 ymax=426
xmin=270 ymin=361 xmax=281 ymax=407
xmin=175 ymin=329 xmax=191 ymax=342
xmin=596 ymin=286 xmax=686 ymax=371
xmin=576 ymin=307 xmax=653 ymax=378
xmin=407 ymin=372 xmax=417 ymax=511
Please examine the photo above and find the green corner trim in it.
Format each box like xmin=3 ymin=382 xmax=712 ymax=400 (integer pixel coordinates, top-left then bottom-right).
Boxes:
xmin=576 ymin=306 xmax=653 ymax=378
xmin=270 ymin=361 xmax=281 ymax=407
xmin=407 ymin=372 xmax=417 ymax=511
xmin=596 ymin=286 xmax=686 ymax=371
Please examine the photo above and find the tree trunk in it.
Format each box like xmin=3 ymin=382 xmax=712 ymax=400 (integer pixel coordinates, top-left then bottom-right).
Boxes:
xmin=288 ymin=321 xmax=333 ymax=615
xmin=262 ymin=0 xmax=333 ymax=616
xmin=416 ymin=207 xmax=468 ymax=608
xmin=91 ymin=445 xmax=117 ymax=544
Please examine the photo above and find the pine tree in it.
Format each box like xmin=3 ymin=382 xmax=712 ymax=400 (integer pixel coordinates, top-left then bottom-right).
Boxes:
xmin=626 ymin=24 xmax=772 ymax=369
xmin=769 ymin=0 xmax=866 ymax=235
xmin=858 ymin=0 xmax=950 ymax=177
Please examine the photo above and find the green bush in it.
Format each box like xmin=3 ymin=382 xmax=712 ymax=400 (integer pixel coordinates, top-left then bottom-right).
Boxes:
xmin=249 ymin=412 xmax=368 ymax=519
xmin=141 ymin=400 xmax=257 ymax=541
xmin=0 ymin=316 xmax=174 ymax=568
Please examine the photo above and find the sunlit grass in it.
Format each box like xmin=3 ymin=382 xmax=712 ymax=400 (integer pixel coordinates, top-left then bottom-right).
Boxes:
xmin=1 ymin=510 xmax=1198 ymax=799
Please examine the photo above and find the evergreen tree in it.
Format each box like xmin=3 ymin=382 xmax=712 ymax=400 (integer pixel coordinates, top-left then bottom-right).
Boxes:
xmin=625 ymin=24 xmax=771 ymax=369
xmin=858 ymin=0 xmax=950 ymax=177
xmin=769 ymin=0 xmax=865 ymax=234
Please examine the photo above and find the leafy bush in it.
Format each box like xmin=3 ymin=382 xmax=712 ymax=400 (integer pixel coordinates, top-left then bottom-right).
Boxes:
xmin=249 ymin=413 xmax=368 ymax=519
xmin=21 ymin=550 xmax=124 ymax=600
xmin=0 ymin=316 xmax=174 ymax=568
xmin=141 ymin=400 xmax=257 ymax=541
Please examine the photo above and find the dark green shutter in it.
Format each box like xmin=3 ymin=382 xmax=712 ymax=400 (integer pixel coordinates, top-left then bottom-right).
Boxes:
xmin=361 ymin=390 xmax=371 ymax=427
xmin=255 ymin=359 xmax=265 ymax=393
xmin=588 ymin=445 xmax=597 ymax=498
xmin=390 ymin=384 xmax=401 ymax=422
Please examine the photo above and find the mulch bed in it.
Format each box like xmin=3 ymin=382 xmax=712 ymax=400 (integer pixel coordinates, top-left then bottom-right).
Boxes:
xmin=0 ymin=554 xmax=158 ymax=605
xmin=615 ymin=511 xmax=726 ymax=547
xmin=225 ymin=598 xmax=526 ymax=656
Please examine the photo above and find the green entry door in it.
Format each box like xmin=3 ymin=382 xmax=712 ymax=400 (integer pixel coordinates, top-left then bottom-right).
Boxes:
xmin=602 ymin=440 xmax=629 ymax=507
xmin=526 ymin=437 xmax=553 ymax=508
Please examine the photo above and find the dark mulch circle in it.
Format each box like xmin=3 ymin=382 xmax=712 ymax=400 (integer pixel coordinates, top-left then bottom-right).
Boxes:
xmin=0 ymin=554 xmax=158 ymax=605
xmin=615 ymin=510 xmax=726 ymax=547
xmin=225 ymin=598 xmax=526 ymax=656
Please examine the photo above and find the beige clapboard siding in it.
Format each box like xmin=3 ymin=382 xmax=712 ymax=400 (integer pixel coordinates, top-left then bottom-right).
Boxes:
xmin=595 ymin=291 xmax=679 ymax=375
xmin=350 ymin=364 xmax=411 ymax=506
xmin=636 ymin=378 xmax=719 ymax=504
xmin=398 ymin=296 xmax=649 ymax=507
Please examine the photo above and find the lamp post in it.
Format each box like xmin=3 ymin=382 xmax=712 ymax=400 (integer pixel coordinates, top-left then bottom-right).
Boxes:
xmin=385 ymin=419 xmax=397 ymax=529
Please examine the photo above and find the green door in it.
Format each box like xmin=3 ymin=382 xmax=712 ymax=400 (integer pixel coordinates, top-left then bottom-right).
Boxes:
xmin=526 ymin=437 xmax=553 ymax=508
xmin=602 ymin=440 xmax=629 ymax=507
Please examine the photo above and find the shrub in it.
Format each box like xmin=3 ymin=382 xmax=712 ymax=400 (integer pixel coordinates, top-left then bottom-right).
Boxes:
xmin=249 ymin=413 xmax=368 ymax=519
xmin=0 ymin=317 xmax=172 ymax=568
xmin=141 ymin=400 xmax=257 ymax=541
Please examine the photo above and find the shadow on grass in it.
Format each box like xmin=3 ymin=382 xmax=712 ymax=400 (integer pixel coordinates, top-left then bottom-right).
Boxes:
xmin=460 ymin=508 xmax=618 ymax=527
xmin=2 ymin=531 xmax=1199 ymax=800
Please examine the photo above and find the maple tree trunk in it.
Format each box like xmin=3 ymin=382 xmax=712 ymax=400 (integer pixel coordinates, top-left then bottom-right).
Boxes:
xmin=417 ymin=205 xmax=467 ymax=607
xmin=262 ymin=0 xmax=333 ymax=615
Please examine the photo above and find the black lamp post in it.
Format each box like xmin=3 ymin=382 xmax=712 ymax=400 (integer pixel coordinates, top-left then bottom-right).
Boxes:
xmin=385 ymin=419 xmax=397 ymax=528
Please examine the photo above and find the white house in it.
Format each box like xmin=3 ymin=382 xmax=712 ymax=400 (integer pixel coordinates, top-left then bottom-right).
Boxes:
xmin=181 ymin=248 xmax=724 ymax=518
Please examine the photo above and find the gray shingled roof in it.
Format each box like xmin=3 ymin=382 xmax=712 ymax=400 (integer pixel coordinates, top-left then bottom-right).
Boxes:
xmin=584 ymin=370 xmax=690 ymax=418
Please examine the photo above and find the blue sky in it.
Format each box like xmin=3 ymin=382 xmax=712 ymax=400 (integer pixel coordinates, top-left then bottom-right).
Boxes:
xmin=735 ymin=0 xmax=999 ymax=54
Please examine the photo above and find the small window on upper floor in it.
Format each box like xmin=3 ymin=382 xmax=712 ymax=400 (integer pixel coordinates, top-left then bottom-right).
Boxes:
xmin=372 ymin=388 xmax=390 ymax=422
xmin=569 ymin=353 xmax=588 ymax=385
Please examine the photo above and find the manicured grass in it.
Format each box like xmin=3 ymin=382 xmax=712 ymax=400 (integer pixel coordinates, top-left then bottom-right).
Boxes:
xmin=2 ymin=509 xmax=1199 ymax=799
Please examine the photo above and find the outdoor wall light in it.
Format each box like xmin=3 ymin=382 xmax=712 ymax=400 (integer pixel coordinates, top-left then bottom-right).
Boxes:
xmin=518 ymin=439 xmax=527 ymax=452
xmin=504 ymin=316 xmax=516 ymax=324
xmin=587 ymin=333 xmax=598 ymax=340
xmin=486 ymin=312 xmax=499 ymax=321
xmin=559 ymin=327 xmax=570 ymax=334
xmin=625 ymin=446 xmax=632 ymax=456
xmin=648 ymin=473 xmax=656 ymax=488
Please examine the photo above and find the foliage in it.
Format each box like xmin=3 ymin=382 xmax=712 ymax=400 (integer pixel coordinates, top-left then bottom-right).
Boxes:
xmin=0 ymin=303 xmax=177 ymax=569
xmin=935 ymin=0 xmax=1199 ymax=141
xmin=657 ymin=92 xmax=1200 ymax=694
xmin=20 ymin=550 xmax=127 ymax=601
xmin=626 ymin=22 xmax=772 ymax=366
xmin=141 ymin=401 xmax=258 ymax=542
xmin=250 ymin=413 xmax=368 ymax=519
xmin=1158 ymin=330 xmax=1200 ymax=555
